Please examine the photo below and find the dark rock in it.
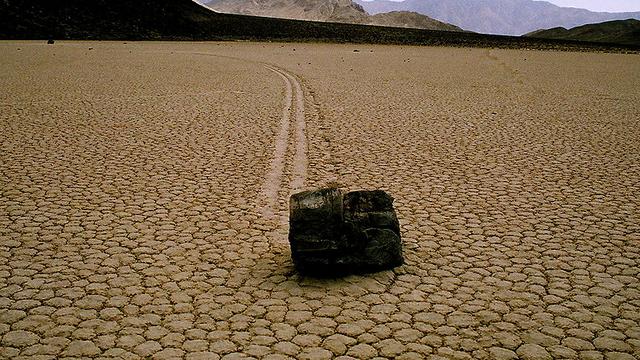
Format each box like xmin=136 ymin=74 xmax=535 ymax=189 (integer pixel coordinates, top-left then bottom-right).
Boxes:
xmin=289 ymin=188 xmax=403 ymax=276
xmin=289 ymin=188 xmax=343 ymax=272
xmin=47 ymin=39 xmax=55 ymax=44
xmin=341 ymin=190 xmax=403 ymax=271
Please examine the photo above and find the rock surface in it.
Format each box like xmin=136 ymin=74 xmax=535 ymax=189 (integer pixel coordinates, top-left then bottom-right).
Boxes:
xmin=204 ymin=0 xmax=463 ymax=32
xmin=289 ymin=188 xmax=344 ymax=273
xmin=289 ymin=188 xmax=403 ymax=276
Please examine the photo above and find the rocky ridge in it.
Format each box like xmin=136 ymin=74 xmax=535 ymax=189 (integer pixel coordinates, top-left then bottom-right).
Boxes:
xmin=204 ymin=0 xmax=464 ymax=31
xmin=525 ymin=19 xmax=640 ymax=46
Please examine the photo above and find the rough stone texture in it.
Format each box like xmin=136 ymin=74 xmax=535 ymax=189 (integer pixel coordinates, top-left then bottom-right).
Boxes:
xmin=517 ymin=343 xmax=552 ymax=360
xmin=64 ymin=340 xmax=101 ymax=357
xmin=2 ymin=330 xmax=39 ymax=347
xmin=289 ymin=188 xmax=402 ymax=275
xmin=342 ymin=190 xmax=403 ymax=271
xmin=289 ymin=188 xmax=344 ymax=273
xmin=489 ymin=347 xmax=519 ymax=360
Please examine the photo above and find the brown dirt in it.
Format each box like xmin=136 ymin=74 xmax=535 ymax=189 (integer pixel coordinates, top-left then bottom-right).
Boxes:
xmin=1 ymin=41 xmax=639 ymax=359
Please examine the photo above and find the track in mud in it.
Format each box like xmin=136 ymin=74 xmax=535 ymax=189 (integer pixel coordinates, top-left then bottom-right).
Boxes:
xmin=262 ymin=65 xmax=308 ymax=222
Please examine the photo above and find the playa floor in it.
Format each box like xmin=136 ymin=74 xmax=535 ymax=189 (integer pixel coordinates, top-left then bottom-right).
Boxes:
xmin=1 ymin=41 xmax=639 ymax=359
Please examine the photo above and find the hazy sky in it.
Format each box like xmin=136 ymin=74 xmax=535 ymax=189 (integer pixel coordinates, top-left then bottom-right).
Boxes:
xmin=545 ymin=0 xmax=640 ymax=12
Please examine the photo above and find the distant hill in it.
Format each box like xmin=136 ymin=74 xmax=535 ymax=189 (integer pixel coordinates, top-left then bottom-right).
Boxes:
xmin=356 ymin=0 xmax=640 ymax=35
xmin=525 ymin=19 xmax=640 ymax=46
xmin=1 ymin=0 xmax=225 ymax=39
xmin=0 ymin=0 xmax=636 ymax=53
xmin=203 ymin=0 xmax=369 ymax=23
xmin=0 ymin=0 xmax=465 ymax=40
xmin=204 ymin=0 xmax=463 ymax=31
xmin=368 ymin=11 xmax=463 ymax=32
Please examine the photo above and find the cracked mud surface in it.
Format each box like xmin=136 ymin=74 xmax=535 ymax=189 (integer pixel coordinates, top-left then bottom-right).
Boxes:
xmin=1 ymin=41 xmax=639 ymax=359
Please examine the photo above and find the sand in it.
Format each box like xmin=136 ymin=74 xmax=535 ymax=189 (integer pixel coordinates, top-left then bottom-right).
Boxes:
xmin=1 ymin=41 xmax=639 ymax=359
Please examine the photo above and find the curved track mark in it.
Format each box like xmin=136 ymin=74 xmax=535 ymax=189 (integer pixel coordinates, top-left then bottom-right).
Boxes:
xmin=159 ymin=51 xmax=309 ymax=221
xmin=286 ymin=70 xmax=308 ymax=191
xmin=262 ymin=65 xmax=308 ymax=221
xmin=262 ymin=66 xmax=293 ymax=219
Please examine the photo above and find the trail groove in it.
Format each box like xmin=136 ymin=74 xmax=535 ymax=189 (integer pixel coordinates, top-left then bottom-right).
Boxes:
xmin=262 ymin=65 xmax=308 ymax=220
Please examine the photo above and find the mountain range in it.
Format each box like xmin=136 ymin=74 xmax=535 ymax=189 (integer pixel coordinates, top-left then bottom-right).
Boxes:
xmin=0 ymin=0 xmax=464 ymax=40
xmin=355 ymin=0 xmax=640 ymax=35
xmin=0 ymin=0 xmax=637 ymax=51
xmin=203 ymin=0 xmax=463 ymax=32
xmin=526 ymin=19 xmax=640 ymax=46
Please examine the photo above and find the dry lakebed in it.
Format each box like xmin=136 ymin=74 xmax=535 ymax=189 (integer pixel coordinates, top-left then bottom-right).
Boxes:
xmin=1 ymin=41 xmax=639 ymax=359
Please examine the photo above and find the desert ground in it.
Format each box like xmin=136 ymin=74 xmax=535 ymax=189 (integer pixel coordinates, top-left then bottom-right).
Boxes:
xmin=0 ymin=41 xmax=639 ymax=359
